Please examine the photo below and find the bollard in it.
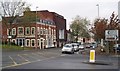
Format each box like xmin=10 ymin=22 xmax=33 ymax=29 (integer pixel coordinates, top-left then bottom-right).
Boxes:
xmin=89 ymin=50 xmax=95 ymax=62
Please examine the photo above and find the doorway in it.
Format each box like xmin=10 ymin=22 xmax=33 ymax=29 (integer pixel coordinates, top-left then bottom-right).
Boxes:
xmin=16 ymin=38 xmax=25 ymax=46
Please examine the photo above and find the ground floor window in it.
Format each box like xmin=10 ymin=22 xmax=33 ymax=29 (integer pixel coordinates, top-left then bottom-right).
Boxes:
xmin=26 ymin=39 xmax=30 ymax=46
xmin=38 ymin=39 xmax=40 ymax=46
xmin=12 ymin=39 xmax=16 ymax=44
xmin=31 ymin=39 xmax=35 ymax=47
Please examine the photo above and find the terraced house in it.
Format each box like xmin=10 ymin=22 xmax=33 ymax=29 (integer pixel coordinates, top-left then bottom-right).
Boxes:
xmin=2 ymin=10 xmax=67 ymax=49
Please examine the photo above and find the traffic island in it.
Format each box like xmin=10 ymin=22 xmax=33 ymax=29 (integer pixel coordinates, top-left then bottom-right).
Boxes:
xmin=82 ymin=49 xmax=112 ymax=65
xmin=82 ymin=61 xmax=112 ymax=65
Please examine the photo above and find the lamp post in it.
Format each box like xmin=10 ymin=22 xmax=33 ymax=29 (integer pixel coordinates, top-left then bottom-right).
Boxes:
xmin=96 ymin=4 xmax=99 ymax=18
xmin=35 ymin=6 xmax=38 ymax=49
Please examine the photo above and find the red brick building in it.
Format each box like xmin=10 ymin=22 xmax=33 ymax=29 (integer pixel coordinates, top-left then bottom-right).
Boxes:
xmin=2 ymin=10 xmax=67 ymax=49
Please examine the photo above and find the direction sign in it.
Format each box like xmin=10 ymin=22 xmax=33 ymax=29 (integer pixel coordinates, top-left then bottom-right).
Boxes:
xmin=105 ymin=30 xmax=119 ymax=41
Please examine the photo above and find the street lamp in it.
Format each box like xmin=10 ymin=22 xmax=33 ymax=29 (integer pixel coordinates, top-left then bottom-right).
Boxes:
xmin=35 ymin=6 xmax=38 ymax=49
xmin=96 ymin=4 xmax=99 ymax=18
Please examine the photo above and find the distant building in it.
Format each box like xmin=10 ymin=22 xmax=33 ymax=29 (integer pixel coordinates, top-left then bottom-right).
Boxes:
xmin=118 ymin=1 xmax=120 ymax=19
xmin=2 ymin=10 xmax=67 ymax=49
xmin=66 ymin=29 xmax=73 ymax=43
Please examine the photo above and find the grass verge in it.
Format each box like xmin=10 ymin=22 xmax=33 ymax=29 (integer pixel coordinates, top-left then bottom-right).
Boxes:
xmin=0 ymin=44 xmax=32 ymax=51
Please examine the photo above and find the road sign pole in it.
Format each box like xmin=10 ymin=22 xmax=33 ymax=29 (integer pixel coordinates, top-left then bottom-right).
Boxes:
xmin=115 ymin=41 xmax=118 ymax=55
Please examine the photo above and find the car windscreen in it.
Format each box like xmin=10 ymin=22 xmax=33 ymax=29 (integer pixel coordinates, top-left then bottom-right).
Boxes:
xmin=79 ymin=45 xmax=83 ymax=47
xmin=72 ymin=43 xmax=79 ymax=46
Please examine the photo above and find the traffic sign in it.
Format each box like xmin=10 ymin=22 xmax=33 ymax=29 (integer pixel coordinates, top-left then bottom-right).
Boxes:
xmin=105 ymin=30 xmax=119 ymax=41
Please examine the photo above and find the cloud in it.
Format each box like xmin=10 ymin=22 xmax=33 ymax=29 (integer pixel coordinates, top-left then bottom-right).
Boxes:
xmin=24 ymin=0 xmax=119 ymax=29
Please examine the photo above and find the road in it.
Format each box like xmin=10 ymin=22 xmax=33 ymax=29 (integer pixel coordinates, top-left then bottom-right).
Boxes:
xmin=2 ymin=48 xmax=62 ymax=68
xmin=1 ymin=47 xmax=120 ymax=71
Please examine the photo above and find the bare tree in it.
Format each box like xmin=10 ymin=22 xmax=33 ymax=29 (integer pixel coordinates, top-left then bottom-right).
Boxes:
xmin=0 ymin=0 xmax=27 ymax=44
xmin=70 ymin=15 xmax=91 ymax=42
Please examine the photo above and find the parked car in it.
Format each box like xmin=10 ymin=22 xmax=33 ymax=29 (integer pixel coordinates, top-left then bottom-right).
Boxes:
xmin=90 ymin=42 xmax=98 ymax=48
xmin=113 ymin=44 xmax=120 ymax=52
xmin=79 ymin=44 xmax=84 ymax=50
xmin=71 ymin=43 xmax=79 ymax=52
xmin=62 ymin=44 xmax=74 ymax=54
xmin=84 ymin=43 xmax=91 ymax=48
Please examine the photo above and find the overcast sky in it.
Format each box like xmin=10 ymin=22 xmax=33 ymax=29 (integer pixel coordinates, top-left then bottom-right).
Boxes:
xmin=2 ymin=0 xmax=120 ymax=29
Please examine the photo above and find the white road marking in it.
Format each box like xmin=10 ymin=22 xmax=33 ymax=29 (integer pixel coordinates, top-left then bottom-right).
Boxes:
xmin=3 ymin=55 xmax=59 ymax=69
xmin=60 ymin=54 xmax=67 ymax=56
xmin=32 ymin=53 xmax=41 ymax=56
xmin=37 ymin=52 xmax=44 ymax=55
xmin=32 ymin=53 xmax=46 ymax=58
xmin=2 ymin=61 xmax=31 ymax=69
xmin=23 ymin=53 xmax=41 ymax=60
xmin=17 ymin=54 xmax=30 ymax=62
xmin=9 ymin=56 xmax=18 ymax=65
xmin=3 ymin=51 xmax=62 ymax=69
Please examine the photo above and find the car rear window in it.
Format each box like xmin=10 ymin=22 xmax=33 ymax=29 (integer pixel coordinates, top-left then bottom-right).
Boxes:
xmin=118 ymin=44 xmax=120 ymax=47
xmin=64 ymin=44 xmax=72 ymax=47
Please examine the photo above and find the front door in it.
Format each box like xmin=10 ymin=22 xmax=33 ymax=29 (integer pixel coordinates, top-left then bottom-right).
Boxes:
xmin=16 ymin=38 xmax=25 ymax=46
xmin=41 ymin=42 xmax=43 ymax=49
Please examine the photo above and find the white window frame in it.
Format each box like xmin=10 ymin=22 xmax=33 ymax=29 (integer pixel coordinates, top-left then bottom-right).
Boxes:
xmin=46 ymin=29 xmax=48 ymax=35
xmin=18 ymin=27 xmax=24 ymax=35
xmin=12 ymin=39 xmax=16 ymax=44
xmin=37 ymin=27 xmax=40 ymax=35
xmin=52 ymin=29 xmax=53 ymax=35
xmin=12 ymin=28 xmax=16 ymax=35
xmin=31 ymin=39 xmax=35 ymax=47
xmin=25 ymin=27 xmax=30 ymax=35
xmin=43 ymin=28 xmax=46 ymax=35
xmin=31 ymin=27 xmax=35 ymax=35
xmin=26 ymin=39 xmax=30 ymax=47
xmin=40 ymin=27 xmax=43 ymax=35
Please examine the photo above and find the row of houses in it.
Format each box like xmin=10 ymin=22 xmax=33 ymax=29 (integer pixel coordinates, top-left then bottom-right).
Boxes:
xmin=2 ymin=10 xmax=68 ymax=49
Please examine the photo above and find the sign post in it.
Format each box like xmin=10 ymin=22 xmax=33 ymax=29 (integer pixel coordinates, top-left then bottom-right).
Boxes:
xmin=105 ymin=30 xmax=119 ymax=54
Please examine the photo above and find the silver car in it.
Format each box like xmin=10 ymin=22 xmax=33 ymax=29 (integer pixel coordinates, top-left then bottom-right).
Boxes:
xmin=62 ymin=44 xmax=74 ymax=54
xmin=79 ymin=44 xmax=84 ymax=50
xmin=71 ymin=43 xmax=79 ymax=52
